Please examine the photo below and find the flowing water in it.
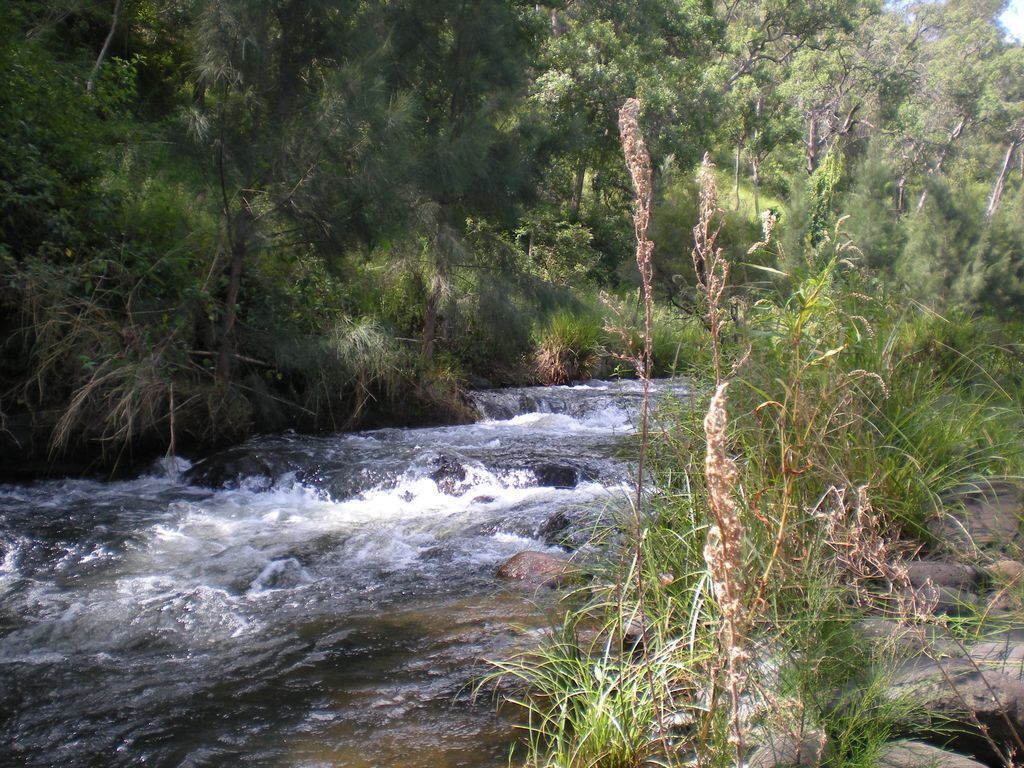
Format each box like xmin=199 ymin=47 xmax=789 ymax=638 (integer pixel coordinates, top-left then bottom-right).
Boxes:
xmin=0 ymin=380 xmax=689 ymax=768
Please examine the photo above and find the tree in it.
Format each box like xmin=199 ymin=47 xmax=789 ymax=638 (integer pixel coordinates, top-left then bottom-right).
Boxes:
xmin=979 ymin=45 xmax=1024 ymax=217
xmin=535 ymin=3 xmax=719 ymax=205
xmin=373 ymin=0 xmax=545 ymax=355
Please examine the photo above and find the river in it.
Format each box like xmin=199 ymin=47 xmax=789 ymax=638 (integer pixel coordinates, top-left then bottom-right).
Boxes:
xmin=0 ymin=380 xmax=688 ymax=767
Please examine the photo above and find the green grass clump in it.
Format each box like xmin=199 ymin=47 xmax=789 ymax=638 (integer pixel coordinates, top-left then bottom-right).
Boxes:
xmin=534 ymin=310 xmax=605 ymax=385
xmin=486 ymin=626 xmax=681 ymax=768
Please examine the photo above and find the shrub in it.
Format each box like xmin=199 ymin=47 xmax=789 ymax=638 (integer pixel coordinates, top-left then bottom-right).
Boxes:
xmin=534 ymin=310 xmax=604 ymax=385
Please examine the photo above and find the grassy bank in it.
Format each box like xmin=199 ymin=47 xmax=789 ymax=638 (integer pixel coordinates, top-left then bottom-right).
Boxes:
xmin=483 ymin=158 xmax=1024 ymax=766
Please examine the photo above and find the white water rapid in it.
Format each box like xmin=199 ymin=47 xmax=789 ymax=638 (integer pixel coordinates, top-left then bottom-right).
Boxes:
xmin=0 ymin=380 xmax=689 ymax=767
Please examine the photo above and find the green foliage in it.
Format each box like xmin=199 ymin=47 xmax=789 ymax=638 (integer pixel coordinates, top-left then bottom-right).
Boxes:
xmin=3 ymin=0 xmax=1024 ymax=475
xmin=649 ymin=169 xmax=768 ymax=310
xmin=533 ymin=310 xmax=604 ymax=385
xmin=898 ymin=177 xmax=984 ymax=304
xmin=842 ymin=145 xmax=906 ymax=272
xmin=0 ymin=22 xmax=107 ymax=262
xmin=806 ymin=148 xmax=846 ymax=249
xmin=484 ymin=615 xmax=684 ymax=768
xmin=517 ymin=208 xmax=604 ymax=285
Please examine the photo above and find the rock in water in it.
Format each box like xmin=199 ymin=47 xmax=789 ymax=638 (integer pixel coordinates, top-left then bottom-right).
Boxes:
xmin=533 ymin=463 xmax=579 ymax=488
xmin=495 ymin=551 xmax=571 ymax=587
xmin=430 ymin=455 xmax=468 ymax=496
xmin=185 ymin=448 xmax=291 ymax=489
xmin=538 ymin=511 xmax=571 ymax=546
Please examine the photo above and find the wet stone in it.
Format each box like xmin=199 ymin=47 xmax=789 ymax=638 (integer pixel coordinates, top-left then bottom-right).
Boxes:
xmin=495 ymin=551 xmax=571 ymax=588
xmin=185 ymin=448 xmax=294 ymax=489
xmin=532 ymin=463 xmax=580 ymax=489
xmin=248 ymin=558 xmax=310 ymax=592
xmin=321 ymin=467 xmax=395 ymax=501
xmin=538 ymin=511 xmax=571 ymax=546
xmin=430 ymin=455 xmax=468 ymax=496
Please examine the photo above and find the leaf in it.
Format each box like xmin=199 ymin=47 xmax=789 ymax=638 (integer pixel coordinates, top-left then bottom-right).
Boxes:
xmin=809 ymin=345 xmax=846 ymax=365
xmin=744 ymin=263 xmax=790 ymax=278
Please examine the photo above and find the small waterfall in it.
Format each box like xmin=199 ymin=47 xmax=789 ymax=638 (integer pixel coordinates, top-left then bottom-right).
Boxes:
xmin=471 ymin=378 xmax=690 ymax=422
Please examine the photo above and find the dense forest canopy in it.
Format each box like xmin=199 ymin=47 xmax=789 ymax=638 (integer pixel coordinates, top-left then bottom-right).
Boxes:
xmin=1 ymin=0 xmax=1022 ymax=473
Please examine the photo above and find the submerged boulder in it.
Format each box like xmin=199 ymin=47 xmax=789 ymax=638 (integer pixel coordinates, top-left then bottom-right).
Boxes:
xmin=185 ymin=448 xmax=295 ymax=489
xmin=533 ymin=463 xmax=580 ymax=489
xmin=495 ymin=551 xmax=571 ymax=587
xmin=538 ymin=511 xmax=571 ymax=546
xmin=430 ymin=455 xmax=468 ymax=496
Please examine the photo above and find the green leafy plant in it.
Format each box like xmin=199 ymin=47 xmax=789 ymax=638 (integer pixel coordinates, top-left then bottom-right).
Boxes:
xmin=534 ymin=310 xmax=604 ymax=385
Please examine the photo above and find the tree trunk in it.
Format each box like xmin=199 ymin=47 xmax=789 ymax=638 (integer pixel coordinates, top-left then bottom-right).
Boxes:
xmin=896 ymin=175 xmax=906 ymax=216
xmin=806 ymin=116 xmax=818 ymax=175
xmin=569 ymin=162 xmax=585 ymax=217
xmin=216 ymin=234 xmax=246 ymax=382
xmin=752 ymin=154 xmax=761 ymax=217
xmin=421 ymin=290 xmax=439 ymax=358
xmin=734 ymin=142 xmax=742 ymax=210
xmin=86 ymin=0 xmax=123 ymax=96
xmin=916 ymin=116 xmax=966 ymax=212
xmin=751 ymin=97 xmax=763 ymax=217
xmin=986 ymin=136 xmax=1022 ymax=219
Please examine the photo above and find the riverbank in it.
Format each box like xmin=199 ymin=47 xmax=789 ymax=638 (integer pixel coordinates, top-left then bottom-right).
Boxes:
xmin=484 ymin=271 xmax=1024 ymax=766
xmin=0 ymin=379 xmax=480 ymax=483
xmin=0 ymin=299 xmax=702 ymax=483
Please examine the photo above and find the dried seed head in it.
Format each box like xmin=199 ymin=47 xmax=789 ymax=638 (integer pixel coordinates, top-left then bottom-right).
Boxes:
xmin=618 ymin=98 xmax=654 ymax=289
xmin=702 ymin=382 xmax=748 ymax=760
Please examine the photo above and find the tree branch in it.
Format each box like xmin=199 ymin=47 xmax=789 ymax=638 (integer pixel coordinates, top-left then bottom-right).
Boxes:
xmin=86 ymin=0 xmax=123 ymax=96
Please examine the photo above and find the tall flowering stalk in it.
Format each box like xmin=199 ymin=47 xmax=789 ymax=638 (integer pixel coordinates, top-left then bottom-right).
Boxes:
xmin=617 ymin=97 xmax=655 ymax=540
xmin=618 ymin=96 xmax=672 ymax=756
xmin=618 ymin=97 xmax=655 ymax=515
xmin=703 ymin=382 xmax=748 ymax=764
xmin=690 ymin=154 xmax=749 ymax=760
xmin=692 ymin=154 xmax=729 ymax=386
xmin=618 ymin=98 xmax=654 ymax=391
